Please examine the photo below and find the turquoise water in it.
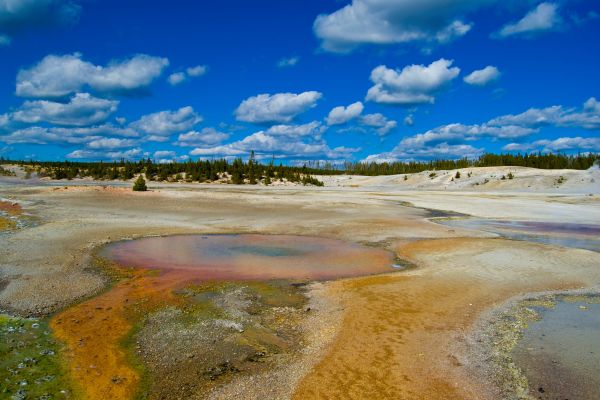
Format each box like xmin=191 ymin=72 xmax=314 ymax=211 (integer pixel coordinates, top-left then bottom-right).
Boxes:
xmin=512 ymin=299 xmax=600 ymax=400
xmin=227 ymin=245 xmax=308 ymax=257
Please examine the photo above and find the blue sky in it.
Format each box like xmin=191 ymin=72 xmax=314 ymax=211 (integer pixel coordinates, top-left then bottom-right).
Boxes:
xmin=0 ymin=0 xmax=599 ymax=163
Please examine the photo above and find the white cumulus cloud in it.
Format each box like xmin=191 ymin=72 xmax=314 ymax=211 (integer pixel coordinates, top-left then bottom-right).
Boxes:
xmin=11 ymin=93 xmax=118 ymax=126
xmin=497 ymin=2 xmax=561 ymax=38
xmin=154 ymin=150 xmax=176 ymax=159
xmin=264 ymin=121 xmax=326 ymax=137
xmin=464 ymin=66 xmax=501 ymax=86
xmin=0 ymin=124 xmax=139 ymax=145
xmin=167 ymin=72 xmax=186 ymax=86
xmin=176 ymin=127 xmax=230 ymax=146
xmin=86 ymin=137 xmax=137 ymax=150
xmin=503 ymin=137 xmax=600 ymax=152
xmin=313 ymin=0 xmax=494 ymax=53
xmin=366 ymin=59 xmax=460 ymax=105
xmin=326 ymin=102 xmax=364 ymax=125
xmin=488 ymin=97 xmax=600 ymax=130
xmin=365 ymin=143 xmax=483 ymax=163
xmin=168 ymin=65 xmax=208 ymax=86
xmin=362 ymin=97 xmax=600 ymax=162
xmin=189 ymin=124 xmax=358 ymax=160
xmin=130 ymin=106 xmax=202 ymax=138
xmin=235 ymin=91 xmax=322 ymax=124
xmin=16 ymin=53 xmax=169 ymax=98
xmin=360 ymin=113 xmax=397 ymax=136
xmin=67 ymin=147 xmax=144 ymax=160
xmin=186 ymin=65 xmax=207 ymax=77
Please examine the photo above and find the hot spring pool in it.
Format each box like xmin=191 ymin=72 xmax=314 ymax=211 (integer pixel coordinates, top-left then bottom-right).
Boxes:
xmin=99 ymin=234 xmax=395 ymax=281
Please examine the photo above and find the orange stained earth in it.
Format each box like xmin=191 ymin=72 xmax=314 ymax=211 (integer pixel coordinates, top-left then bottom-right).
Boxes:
xmin=292 ymin=238 xmax=598 ymax=400
xmin=50 ymin=268 xmax=191 ymax=400
xmin=0 ymin=200 xmax=22 ymax=216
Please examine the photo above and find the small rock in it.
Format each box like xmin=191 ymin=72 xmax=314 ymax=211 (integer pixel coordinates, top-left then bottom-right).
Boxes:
xmin=11 ymin=389 xmax=27 ymax=400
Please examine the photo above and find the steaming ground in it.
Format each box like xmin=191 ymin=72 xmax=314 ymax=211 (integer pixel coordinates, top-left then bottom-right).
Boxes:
xmin=0 ymin=166 xmax=599 ymax=399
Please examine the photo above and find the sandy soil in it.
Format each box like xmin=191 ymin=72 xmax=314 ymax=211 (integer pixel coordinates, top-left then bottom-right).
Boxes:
xmin=1 ymin=166 xmax=599 ymax=399
xmin=318 ymin=165 xmax=599 ymax=194
xmin=293 ymin=239 xmax=600 ymax=399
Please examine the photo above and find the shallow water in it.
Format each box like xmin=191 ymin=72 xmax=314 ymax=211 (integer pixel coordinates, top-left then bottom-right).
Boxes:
xmin=100 ymin=234 xmax=395 ymax=281
xmin=439 ymin=219 xmax=600 ymax=252
xmin=512 ymin=299 xmax=600 ymax=400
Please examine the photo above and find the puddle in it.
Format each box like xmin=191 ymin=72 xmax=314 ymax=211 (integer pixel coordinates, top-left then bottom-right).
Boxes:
xmin=99 ymin=234 xmax=395 ymax=281
xmin=438 ymin=219 xmax=600 ymax=252
xmin=512 ymin=297 xmax=600 ymax=400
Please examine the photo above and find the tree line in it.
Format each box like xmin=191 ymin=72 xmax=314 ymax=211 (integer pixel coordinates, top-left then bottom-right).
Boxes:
xmin=0 ymin=152 xmax=596 ymax=182
xmin=337 ymin=152 xmax=598 ymax=176
xmin=0 ymin=152 xmax=325 ymax=186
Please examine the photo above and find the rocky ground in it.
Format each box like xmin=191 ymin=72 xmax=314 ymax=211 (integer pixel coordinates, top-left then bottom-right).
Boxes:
xmin=0 ymin=166 xmax=599 ymax=399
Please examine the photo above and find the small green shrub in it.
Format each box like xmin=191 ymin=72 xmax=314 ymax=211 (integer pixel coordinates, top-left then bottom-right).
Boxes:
xmin=133 ymin=175 xmax=147 ymax=191
xmin=301 ymin=175 xmax=324 ymax=186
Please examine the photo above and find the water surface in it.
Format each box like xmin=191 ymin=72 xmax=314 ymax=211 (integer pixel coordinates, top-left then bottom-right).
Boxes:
xmin=512 ymin=298 xmax=600 ymax=400
xmin=439 ymin=219 xmax=600 ymax=252
xmin=100 ymin=234 xmax=395 ymax=281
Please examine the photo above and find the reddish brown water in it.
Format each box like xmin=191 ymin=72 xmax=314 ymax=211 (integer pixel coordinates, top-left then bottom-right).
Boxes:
xmin=100 ymin=234 xmax=395 ymax=281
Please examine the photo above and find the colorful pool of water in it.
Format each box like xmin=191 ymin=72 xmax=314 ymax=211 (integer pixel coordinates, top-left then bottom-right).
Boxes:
xmin=99 ymin=234 xmax=395 ymax=281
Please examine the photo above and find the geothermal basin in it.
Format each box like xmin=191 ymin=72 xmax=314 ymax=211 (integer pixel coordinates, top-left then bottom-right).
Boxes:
xmin=51 ymin=234 xmax=395 ymax=400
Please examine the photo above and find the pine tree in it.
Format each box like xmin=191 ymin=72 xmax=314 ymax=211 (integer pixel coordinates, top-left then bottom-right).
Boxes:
xmin=133 ymin=175 xmax=147 ymax=191
xmin=248 ymin=151 xmax=257 ymax=184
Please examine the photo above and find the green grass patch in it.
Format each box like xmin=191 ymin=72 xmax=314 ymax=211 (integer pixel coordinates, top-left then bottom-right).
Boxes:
xmin=0 ymin=314 xmax=75 ymax=399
